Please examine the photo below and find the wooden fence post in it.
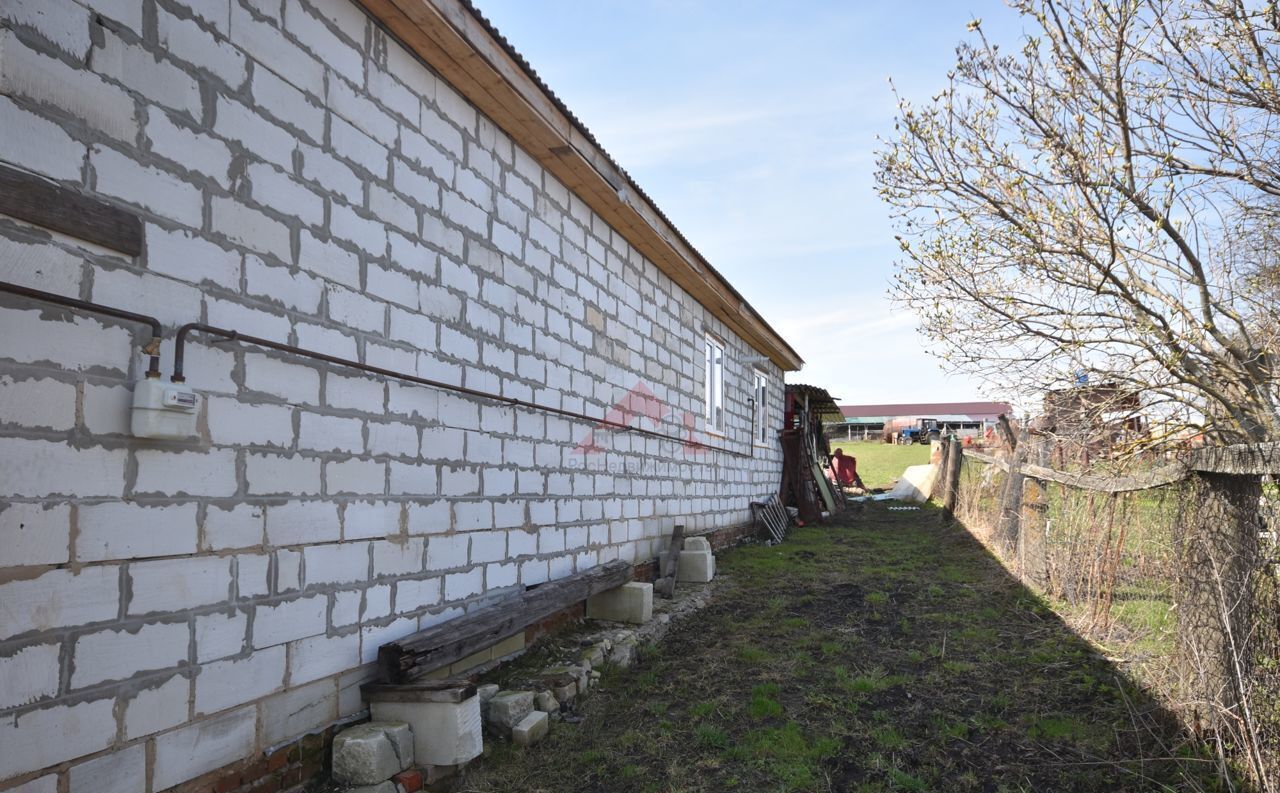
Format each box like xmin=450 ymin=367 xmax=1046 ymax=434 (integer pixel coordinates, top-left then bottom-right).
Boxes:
xmin=943 ymin=437 xmax=962 ymax=521
xmin=936 ymin=437 xmax=951 ymax=504
xmin=1178 ymin=471 xmax=1263 ymax=745
xmin=1017 ymin=433 xmax=1051 ymax=587
xmin=996 ymin=425 xmax=1029 ymax=557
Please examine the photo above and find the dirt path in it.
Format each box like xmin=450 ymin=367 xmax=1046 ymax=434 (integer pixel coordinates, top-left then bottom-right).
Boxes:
xmin=455 ymin=505 xmax=1223 ymax=792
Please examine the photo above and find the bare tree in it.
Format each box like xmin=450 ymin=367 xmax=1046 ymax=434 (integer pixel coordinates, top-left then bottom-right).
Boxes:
xmin=876 ymin=0 xmax=1280 ymax=447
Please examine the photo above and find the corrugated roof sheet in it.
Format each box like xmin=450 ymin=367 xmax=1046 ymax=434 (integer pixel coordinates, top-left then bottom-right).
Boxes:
xmin=839 ymin=401 xmax=1012 ymax=419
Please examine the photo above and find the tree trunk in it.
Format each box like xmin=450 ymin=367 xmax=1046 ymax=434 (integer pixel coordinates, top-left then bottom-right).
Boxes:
xmin=1177 ymin=472 xmax=1263 ymax=746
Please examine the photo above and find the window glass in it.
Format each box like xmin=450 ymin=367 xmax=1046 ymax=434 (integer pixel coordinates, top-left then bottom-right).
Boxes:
xmin=753 ymin=370 xmax=768 ymax=444
xmin=704 ymin=336 xmax=724 ymax=432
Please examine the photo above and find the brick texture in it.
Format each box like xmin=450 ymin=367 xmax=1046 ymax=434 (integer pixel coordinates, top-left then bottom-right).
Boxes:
xmin=0 ymin=0 xmax=787 ymax=788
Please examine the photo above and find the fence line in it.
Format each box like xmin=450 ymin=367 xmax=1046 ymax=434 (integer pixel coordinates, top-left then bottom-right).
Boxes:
xmin=947 ymin=437 xmax=1279 ymax=790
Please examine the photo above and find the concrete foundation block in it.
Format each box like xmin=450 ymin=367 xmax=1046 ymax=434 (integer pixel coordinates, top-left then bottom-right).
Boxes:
xmin=585 ymin=582 xmax=652 ymax=624
xmin=684 ymin=536 xmax=711 ymax=552
xmin=676 ymin=550 xmax=715 ymax=583
xmin=366 ymin=688 xmax=482 ymax=768
xmin=332 ymin=721 xmax=412 ymax=786
xmin=486 ymin=690 xmax=534 ymax=734
xmin=512 ymin=711 xmax=549 ymax=747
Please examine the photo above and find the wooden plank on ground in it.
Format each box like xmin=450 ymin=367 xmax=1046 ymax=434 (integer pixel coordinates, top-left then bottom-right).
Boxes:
xmin=653 ymin=524 xmax=685 ymax=599
xmin=0 ymin=164 xmax=142 ymax=255
xmin=378 ymin=559 xmax=633 ymax=683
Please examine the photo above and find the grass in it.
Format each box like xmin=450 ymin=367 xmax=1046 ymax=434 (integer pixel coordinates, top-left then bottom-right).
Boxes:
xmin=830 ymin=440 xmax=931 ymax=490
xmin=454 ymin=505 xmax=1227 ymax=793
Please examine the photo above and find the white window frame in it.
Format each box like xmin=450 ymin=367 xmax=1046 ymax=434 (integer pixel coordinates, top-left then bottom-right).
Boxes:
xmin=752 ymin=369 xmax=769 ymax=445
xmin=703 ymin=335 xmax=725 ymax=435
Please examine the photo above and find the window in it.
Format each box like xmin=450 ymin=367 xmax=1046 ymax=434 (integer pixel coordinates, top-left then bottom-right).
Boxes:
xmin=753 ymin=369 xmax=769 ymax=445
xmin=703 ymin=335 xmax=724 ymax=433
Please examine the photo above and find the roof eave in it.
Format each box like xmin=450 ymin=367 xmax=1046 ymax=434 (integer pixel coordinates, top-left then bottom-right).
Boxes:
xmin=358 ymin=0 xmax=804 ymax=371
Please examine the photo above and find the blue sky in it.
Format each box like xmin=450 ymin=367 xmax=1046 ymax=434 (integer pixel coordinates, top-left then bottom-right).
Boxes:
xmin=472 ymin=1 xmax=1027 ymax=405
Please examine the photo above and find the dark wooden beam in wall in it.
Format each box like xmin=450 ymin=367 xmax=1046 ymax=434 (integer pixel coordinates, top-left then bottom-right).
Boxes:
xmin=0 ymin=164 xmax=142 ymax=256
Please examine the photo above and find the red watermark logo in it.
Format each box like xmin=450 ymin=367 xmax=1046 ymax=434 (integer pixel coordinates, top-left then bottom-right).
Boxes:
xmin=574 ymin=381 xmax=706 ymax=456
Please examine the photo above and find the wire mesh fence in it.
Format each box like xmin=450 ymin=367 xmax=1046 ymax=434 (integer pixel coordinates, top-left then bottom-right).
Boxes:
xmin=953 ymin=450 xmax=1280 ymax=789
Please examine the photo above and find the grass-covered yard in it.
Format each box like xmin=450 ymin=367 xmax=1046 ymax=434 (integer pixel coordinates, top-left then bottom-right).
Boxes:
xmin=455 ymin=505 xmax=1220 ymax=793
xmin=829 ymin=441 xmax=931 ymax=490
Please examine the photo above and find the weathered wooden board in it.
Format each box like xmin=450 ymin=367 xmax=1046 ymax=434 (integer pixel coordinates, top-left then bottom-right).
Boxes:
xmin=378 ymin=559 xmax=633 ymax=683
xmin=1189 ymin=442 xmax=1280 ymax=476
xmin=963 ymin=449 xmax=1188 ymax=493
xmin=653 ymin=523 xmax=685 ymax=599
xmin=0 ymin=164 xmax=142 ymax=255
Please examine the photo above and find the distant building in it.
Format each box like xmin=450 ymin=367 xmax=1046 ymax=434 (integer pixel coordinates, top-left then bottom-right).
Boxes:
xmin=833 ymin=401 xmax=1012 ymax=440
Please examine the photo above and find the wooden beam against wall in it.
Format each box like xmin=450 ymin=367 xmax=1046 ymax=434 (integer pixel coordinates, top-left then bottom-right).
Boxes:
xmin=0 ymin=164 xmax=142 ymax=256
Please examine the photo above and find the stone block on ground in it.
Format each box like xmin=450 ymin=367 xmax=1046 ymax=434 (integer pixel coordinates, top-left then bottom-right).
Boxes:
xmin=585 ymin=582 xmax=652 ymax=624
xmin=486 ymin=690 xmax=534 ymax=734
xmin=512 ymin=710 xmax=549 ymax=747
xmin=578 ymin=644 xmax=604 ymax=669
xmin=332 ymin=721 xmax=412 ymax=786
xmin=534 ymin=691 xmax=557 ymax=712
xmin=676 ymin=549 xmax=714 ymax=583
xmin=365 ymin=684 xmax=482 ymax=767
xmin=608 ymin=638 xmax=638 ymax=668
xmin=537 ymin=667 xmax=578 ymax=703
xmin=476 ymin=682 xmax=499 ymax=721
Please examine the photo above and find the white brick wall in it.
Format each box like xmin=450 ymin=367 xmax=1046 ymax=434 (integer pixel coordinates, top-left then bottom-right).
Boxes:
xmin=72 ymin=621 xmax=189 ymax=688
xmin=0 ymin=0 xmax=789 ymax=785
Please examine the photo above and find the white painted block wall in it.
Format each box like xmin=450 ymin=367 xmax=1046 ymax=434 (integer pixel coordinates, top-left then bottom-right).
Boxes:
xmin=0 ymin=0 xmax=787 ymax=789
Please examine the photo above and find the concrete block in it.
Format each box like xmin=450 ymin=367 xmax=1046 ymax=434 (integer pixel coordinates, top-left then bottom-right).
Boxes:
xmin=347 ymin=783 xmax=395 ymax=793
xmin=0 ymin=697 xmax=116 ymax=782
xmin=684 ymin=536 xmax=711 ymax=552
xmin=124 ymin=674 xmax=189 ymax=740
xmin=585 ymin=582 xmax=652 ymax=624
xmin=485 ymin=690 xmax=534 ymax=734
xmin=0 ymin=502 xmax=70 ymax=567
xmin=512 ymin=710 xmax=549 ymax=747
xmin=369 ymin=692 xmax=482 ymax=766
xmin=195 ymin=611 xmax=247 ymax=662
xmin=128 ymin=556 xmax=232 ymax=614
xmin=676 ymin=549 xmax=715 ymax=583
xmin=77 ymin=502 xmax=198 ymax=562
xmin=71 ymin=620 xmax=189 ymax=688
xmin=195 ymin=645 xmax=286 ymax=715
xmin=534 ymin=691 xmax=557 ymax=713
xmin=332 ymin=721 xmax=413 ymax=785
xmin=0 ymin=642 xmax=59 ymax=709
xmin=263 ymin=678 xmax=338 ymax=745
xmin=152 ymin=705 xmax=256 ymax=791
xmin=68 ymin=739 xmax=145 ymax=793
xmin=253 ymin=595 xmax=327 ymax=648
